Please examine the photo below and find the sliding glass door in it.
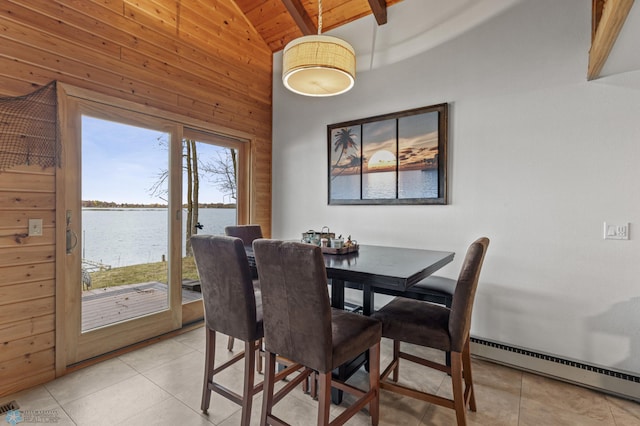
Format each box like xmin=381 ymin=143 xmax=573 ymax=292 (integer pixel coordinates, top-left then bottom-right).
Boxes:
xmin=180 ymin=128 xmax=249 ymax=323
xmin=60 ymin=99 xmax=180 ymax=364
xmin=58 ymin=85 xmax=250 ymax=367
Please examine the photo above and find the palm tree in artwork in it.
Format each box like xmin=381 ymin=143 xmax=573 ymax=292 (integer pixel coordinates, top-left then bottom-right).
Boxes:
xmin=333 ymin=127 xmax=359 ymax=168
xmin=333 ymin=127 xmax=358 ymax=175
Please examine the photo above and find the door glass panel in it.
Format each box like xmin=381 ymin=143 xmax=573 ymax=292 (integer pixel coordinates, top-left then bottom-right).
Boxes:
xmin=81 ymin=116 xmax=170 ymax=332
xmin=181 ymin=139 xmax=238 ymax=295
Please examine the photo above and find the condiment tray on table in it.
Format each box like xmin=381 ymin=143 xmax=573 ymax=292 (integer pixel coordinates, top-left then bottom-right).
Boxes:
xmin=321 ymin=244 xmax=359 ymax=255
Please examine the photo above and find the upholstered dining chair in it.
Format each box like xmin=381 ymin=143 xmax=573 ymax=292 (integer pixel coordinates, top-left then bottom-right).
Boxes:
xmin=371 ymin=237 xmax=489 ymax=426
xmin=253 ymin=239 xmax=382 ymax=426
xmin=225 ymin=224 xmax=263 ymax=247
xmin=224 ymin=224 xmax=263 ymax=351
xmin=373 ymin=275 xmax=456 ymax=367
xmin=191 ymin=235 xmax=264 ymax=426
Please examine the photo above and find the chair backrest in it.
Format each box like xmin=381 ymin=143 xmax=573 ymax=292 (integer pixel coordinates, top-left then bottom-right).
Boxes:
xmin=191 ymin=235 xmax=261 ymax=342
xmin=449 ymin=237 xmax=490 ymax=352
xmin=252 ymin=239 xmax=333 ymax=373
xmin=225 ymin=225 xmax=263 ymax=246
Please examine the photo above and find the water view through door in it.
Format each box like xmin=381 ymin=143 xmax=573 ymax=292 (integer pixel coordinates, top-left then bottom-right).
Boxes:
xmin=80 ymin=119 xmax=240 ymax=332
xmin=179 ymin=133 xmax=240 ymax=295
xmin=81 ymin=117 xmax=171 ymax=331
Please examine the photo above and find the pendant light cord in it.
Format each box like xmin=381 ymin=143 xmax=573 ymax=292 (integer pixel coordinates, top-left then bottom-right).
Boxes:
xmin=318 ymin=0 xmax=323 ymax=35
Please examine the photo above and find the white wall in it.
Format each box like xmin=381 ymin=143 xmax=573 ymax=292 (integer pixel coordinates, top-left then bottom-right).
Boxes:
xmin=272 ymin=0 xmax=640 ymax=375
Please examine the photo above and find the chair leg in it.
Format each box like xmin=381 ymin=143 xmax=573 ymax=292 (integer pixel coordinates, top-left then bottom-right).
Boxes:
xmin=256 ymin=338 xmax=263 ymax=374
xmin=451 ymin=352 xmax=467 ymax=426
xmin=241 ymin=341 xmax=256 ymax=426
xmin=317 ymin=372 xmax=332 ymax=426
xmin=462 ymin=338 xmax=476 ymax=412
xmin=392 ymin=340 xmax=400 ymax=382
xmin=369 ymin=342 xmax=381 ymax=426
xmin=201 ymin=328 xmax=216 ymax=413
xmin=302 ymin=372 xmax=309 ymax=395
xmin=310 ymin=371 xmax=317 ymax=399
xmin=260 ymin=351 xmax=277 ymax=426
xmin=227 ymin=335 xmax=235 ymax=351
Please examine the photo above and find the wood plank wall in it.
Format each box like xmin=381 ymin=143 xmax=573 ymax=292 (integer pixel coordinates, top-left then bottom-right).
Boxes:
xmin=0 ymin=166 xmax=56 ymax=396
xmin=0 ymin=0 xmax=273 ymax=397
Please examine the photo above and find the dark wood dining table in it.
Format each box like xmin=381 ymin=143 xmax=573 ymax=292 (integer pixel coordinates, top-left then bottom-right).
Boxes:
xmin=321 ymin=244 xmax=455 ymax=402
xmin=247 ymin=243 xmax=455 ymax=310
xmin=322 ymin=244 xmax=455 ymax=314
xmin=247 ymin=243 xmax=455 ymax=402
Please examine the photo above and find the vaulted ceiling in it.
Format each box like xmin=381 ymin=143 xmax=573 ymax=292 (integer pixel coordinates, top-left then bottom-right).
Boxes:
xmin=236 ymin=0 xmax=637 ymax=80
xmin=235 ymin=0 xmax=404 ymax=52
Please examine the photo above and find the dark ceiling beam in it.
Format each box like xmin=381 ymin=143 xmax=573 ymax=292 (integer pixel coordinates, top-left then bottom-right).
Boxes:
xmin=368 ymin=0 xmax=388 ymax=25
xmin=281 ymin=0 xmax=317 ymax=35
xmin=588 ymin=0 xmax=634 ymax=80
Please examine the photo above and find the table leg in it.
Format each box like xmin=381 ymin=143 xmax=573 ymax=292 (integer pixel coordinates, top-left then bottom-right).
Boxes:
xmin=331 ymin=383 xmax=342 ymax=404
xmin=330 ymin=278 xmax=345 ymax=310
xmin=363 ymin=286 xmax=374 ymax=316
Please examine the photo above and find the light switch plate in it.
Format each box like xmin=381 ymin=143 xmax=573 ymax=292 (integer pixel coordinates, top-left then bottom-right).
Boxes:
xmin=604 ymin=222 xmax=629 ymax=240
xmin=28 ymin=218 xmax=43 ymax=237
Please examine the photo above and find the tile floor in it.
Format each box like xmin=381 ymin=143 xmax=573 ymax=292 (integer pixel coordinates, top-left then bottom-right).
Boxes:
xmin=3 ymin=327 xmax=639 ymax=425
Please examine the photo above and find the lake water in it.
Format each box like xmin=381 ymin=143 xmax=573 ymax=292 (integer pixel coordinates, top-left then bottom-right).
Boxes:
xmin=331 ymin=169 xmax=438 ymax=200
xmin=82 ymin=208 xmax=236 ymax=268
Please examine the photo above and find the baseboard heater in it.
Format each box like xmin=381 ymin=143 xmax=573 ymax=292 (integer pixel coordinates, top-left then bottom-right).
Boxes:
xmin=470 ymin=337 xmax=640 ymax=402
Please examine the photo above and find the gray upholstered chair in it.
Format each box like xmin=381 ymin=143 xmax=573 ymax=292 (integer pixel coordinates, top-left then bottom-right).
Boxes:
xmin=224 ymin=224 xmax=263 ymax=351
xmin=191 ymin=235 xmax=263 ymax=426
xmin=371 ymin=237 xmax=489 ymax=426
xmin=225 ymin=224 xmax=263 ymax=247
xmin=253 ymin=239 xmax=382 ymax=426
xmin=373 ymin=275 xmax=456 ymax=367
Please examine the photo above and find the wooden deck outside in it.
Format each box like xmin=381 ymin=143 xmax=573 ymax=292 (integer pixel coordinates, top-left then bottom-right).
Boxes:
xmin=81 ymin=282 xmax=202 ymax=331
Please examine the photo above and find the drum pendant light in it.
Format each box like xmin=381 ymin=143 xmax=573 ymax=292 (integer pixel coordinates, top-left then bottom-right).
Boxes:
xmin=282 ymin=0 xmax=356 ymax=97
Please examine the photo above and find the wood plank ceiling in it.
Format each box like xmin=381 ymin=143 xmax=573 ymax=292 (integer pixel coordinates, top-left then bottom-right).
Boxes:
xmin=235 ymin=0 xmax=404 ymax=52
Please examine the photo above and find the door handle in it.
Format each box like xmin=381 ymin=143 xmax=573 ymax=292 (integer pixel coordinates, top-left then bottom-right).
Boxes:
xmin=66 ymin=210 xmax=78 ymax=254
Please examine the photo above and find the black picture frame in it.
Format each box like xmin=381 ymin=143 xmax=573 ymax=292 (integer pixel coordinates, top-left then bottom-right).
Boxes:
xmin=328 ymin=103 xmax=448 ymax=205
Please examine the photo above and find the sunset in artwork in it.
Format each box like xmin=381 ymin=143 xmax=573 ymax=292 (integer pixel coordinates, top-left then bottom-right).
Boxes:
xmin=361 ymin=112 xmax=439 ymax=174
xmin=368 ymin=149 xmax=396 ymax=171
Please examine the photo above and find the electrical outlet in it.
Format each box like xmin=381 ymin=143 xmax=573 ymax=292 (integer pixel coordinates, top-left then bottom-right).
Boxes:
xmin=28 ymin=218 xmax=43 ymax=237
xmin=603 ymin=222 xmax=629 ymax=240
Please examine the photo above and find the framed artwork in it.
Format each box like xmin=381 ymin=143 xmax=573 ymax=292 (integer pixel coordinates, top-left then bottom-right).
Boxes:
xmin=328 ymin=103 xmax=448 ymax=205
